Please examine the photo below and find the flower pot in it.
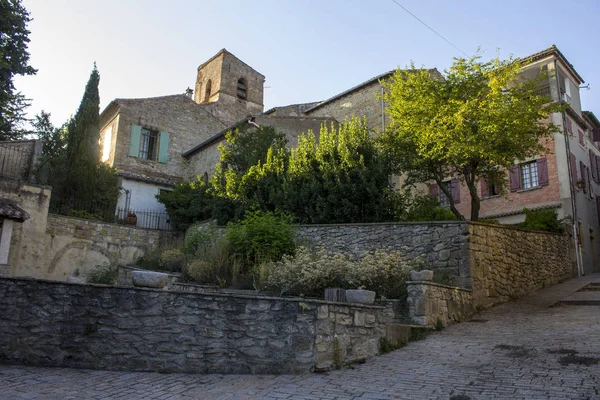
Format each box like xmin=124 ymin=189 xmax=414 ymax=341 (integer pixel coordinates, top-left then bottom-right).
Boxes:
xmin=126 ymin=215 xmax=137 ymax=225
xmin=345 ymin=289 xmax=376 ymax=304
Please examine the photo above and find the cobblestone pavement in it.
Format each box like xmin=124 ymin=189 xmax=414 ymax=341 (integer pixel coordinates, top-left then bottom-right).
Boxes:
xmin=2 ymin=275 xmax=600 ymax=400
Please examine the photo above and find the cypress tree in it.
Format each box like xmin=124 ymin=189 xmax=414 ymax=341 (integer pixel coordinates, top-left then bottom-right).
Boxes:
xmin=64 ymin=64 xmax=101 ymax=204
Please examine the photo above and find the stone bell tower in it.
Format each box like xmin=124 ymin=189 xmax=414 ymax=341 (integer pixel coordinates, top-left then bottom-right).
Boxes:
xmin=194 ymin=49 xmax=265 ymax=123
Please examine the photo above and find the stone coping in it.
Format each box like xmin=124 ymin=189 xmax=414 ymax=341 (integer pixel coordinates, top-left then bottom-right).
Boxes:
xmin=0 ymin=276 xmax=385 ymax=309
xmin=468 ymin=221 xmax=567 ymax=236
xmin=296 ymin=221 xmax=467 ymax=228
xmin=119 ymin=265 xmax=180 ymax=277
xmin=48 ymin=213 xmax=170 ymax=233
xmin=406 ymin=280 xmax=473 ymax=293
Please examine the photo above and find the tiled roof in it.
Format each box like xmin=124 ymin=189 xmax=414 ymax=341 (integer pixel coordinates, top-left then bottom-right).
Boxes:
xmin=303 ymin=71 xmax=396 ymax=113
xmin=521 ymin=45 xmax=584 ymax=84
xmin=182 ymin=116 xmax=252 ymax=158
xmin=263 ymin=102 xmax=322 ymax=116
xmin=0 ymin=199 xmax=30 ymax=221
xmin=117 ymin=172 xmax=179 ymax=187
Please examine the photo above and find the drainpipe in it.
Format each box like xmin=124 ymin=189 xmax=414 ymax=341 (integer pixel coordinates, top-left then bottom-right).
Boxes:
xmin=555 ymin=60 xmax=583 ymax=277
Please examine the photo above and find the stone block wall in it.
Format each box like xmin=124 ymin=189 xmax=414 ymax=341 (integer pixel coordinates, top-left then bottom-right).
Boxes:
xmin=468 ymin=223 xmax=575 ymax=308
xmin=296 ymin=222 xmax=471 ymax=287
xmin=0 ymin=277 xmax=387 ymax=374
xmin=407 ymin=281 xmax=473 ymax=328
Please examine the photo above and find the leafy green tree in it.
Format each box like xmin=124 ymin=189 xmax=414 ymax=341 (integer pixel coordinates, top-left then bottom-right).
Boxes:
xmin=0 ymin=0 xmax=37 ymax=139
xmin=382 ymin=55 xmax=566 ymax=220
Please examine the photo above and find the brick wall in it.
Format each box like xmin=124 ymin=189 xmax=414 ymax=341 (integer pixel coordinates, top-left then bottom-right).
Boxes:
xmin=0 ymin=277 xmax=388 ymax=374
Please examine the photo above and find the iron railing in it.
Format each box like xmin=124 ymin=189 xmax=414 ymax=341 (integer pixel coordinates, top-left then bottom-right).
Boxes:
xmin=0 ymin=143 xmax=34 ymax=181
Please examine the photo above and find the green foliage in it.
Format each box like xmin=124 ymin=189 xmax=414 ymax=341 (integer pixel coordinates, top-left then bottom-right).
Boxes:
xmin=382 ymin=53 xmax=567 ymax=220
xmin=218 ymin=125 xmax=288 ymax=174
xmin=0 ymin=0 xmax=37 ymax=139
xmin=87 ymin=266 xmax=118 ymax=285
xmin=225 ymin=210 xmax=296 ymax=274
xmin=38 ymin=66 xmax=118 ymax=222
xmin=398 ymin=194 xmax=460 ymax=222
xmin=516 ymin=208 xmax=564 ymax=233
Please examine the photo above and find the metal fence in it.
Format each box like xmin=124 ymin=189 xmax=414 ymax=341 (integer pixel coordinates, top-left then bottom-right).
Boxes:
xmin=49 ymin=195 xmax=172 ymax=231
xmin=115 ymin=207 xmax=172 ymax=231
xmin=0 ymin=143 xmax=34 ymax=181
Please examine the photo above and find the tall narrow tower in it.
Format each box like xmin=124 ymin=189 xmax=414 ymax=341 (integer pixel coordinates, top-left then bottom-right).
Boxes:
xmin=194 ymin=49 xmax=265 ymax=121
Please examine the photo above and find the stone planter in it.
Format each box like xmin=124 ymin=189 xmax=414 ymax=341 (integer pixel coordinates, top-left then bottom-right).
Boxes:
xmin=132 ymin=270 xmax=169 ymax=289
xmin=345 ymin=289 xmax=376 ymax=304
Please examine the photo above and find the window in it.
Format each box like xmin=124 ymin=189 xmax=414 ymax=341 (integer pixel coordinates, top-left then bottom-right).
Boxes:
xmin=237 ymin=78 xmax=247 ymax=99
xmin=128 ymin=125 xmax=170 ymax=163
xmin=481 ymin=179 xmax=500 ymax=198
xmin=205 ymin=79 xmax=212 ymax=102
xmin=510 ymin=158 xmax=548 ymax=191
xmin=139 ymin=128 xmax=159 ymax=160
xmin=429 ymin=180 xmax=460 ymax=206
xmin=578 ymin=129 xmax=585 ymax=147
xmin=438 ymin=181 xmax=450 ymax=206
xmin=520 ymin=161 xmax=539 ymax=189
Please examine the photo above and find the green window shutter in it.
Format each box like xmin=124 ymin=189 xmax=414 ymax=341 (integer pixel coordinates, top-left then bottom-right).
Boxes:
xmin=158 ymin=131 xmax=169 ymax=163
xmin=129 ymin=125 xmax=142 ymax=157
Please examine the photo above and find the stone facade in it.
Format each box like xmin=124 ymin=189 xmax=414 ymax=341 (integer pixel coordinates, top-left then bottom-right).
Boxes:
xmin=101 ymin=94 xmax=227 ymax=185
xmin=407 ymin=281 xmax=473 ymax=328
xmin=0 ymin=277 xmax=388 ymax=374
xmin=468 ymin=223 xmax=575 ymax=308
xmin=296 ymin=222 xmax=471 ymax=287
xmin=194 ymin=49 xmax=264 ymax=124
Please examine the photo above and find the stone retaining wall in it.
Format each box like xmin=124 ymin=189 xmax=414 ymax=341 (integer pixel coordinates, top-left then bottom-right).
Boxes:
xmin=468 ymin=223 xmax=575 ymax=308
xmin=0 ymin=277 xmax=388 ymax=374
xmin=296 ymin=222 xmax=470 ymax=287
xmin=407 ymin=281 xmax=473 ymax=328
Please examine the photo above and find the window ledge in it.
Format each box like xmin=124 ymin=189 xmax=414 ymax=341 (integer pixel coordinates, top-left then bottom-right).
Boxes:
xmin=517 ymin=185 xmax=543 ymax=193
xmin=481 ymin=195 xmax=501 ymax=201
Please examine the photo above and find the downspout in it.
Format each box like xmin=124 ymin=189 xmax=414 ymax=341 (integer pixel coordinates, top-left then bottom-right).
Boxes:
xmin=555 ymin=60 xmax=583 ymax=277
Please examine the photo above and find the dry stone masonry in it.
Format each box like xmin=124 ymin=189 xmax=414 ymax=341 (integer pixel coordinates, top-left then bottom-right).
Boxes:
xmin=0 ymin=277 xmax=388 ymax=374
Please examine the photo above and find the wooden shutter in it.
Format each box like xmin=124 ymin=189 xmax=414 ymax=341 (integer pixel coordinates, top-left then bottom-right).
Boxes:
xmin=537 ymin=158 xmax=549 ymax=186
xmin=429 ymin=183 xmax=439 ymax=198
xmin=593 ymin=127 xmax=600 ymax=142
xmin=567 ymin=117 xmax=572 ymax=134
xmin=158 ymin=132 xmax=170 ymax=163
xmin=580 ymin=161 xmax=587 ymax=193
xmin=129 ymin=125 xmax=142 ymax=157
xmin=480 ymin=178 xmax=489 ymax=198
xmin=590 ymin=150 xmax=598 ymax=183
xmin=509 ymin=165 xmax=521 ymax=192
xmin=451 ymin=179 xmax=460 ymax=203
xmin=578 ymin=129 xmax=585 ymax=146
xmin=570 ymin=153 xmax=578 ymax=184
xmin=596 ymin=155 xmax=600 ymax=184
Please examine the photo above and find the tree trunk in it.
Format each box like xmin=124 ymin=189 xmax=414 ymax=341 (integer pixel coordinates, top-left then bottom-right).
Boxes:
xmin=463 ymin=169 xmax=480 ymax=221
xmin=436 ymin=178 xmax=464 ymax=220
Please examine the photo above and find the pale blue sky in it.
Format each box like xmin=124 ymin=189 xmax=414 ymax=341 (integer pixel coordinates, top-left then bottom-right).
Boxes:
xmin=15 ymin=0 xmax=600 ymax=127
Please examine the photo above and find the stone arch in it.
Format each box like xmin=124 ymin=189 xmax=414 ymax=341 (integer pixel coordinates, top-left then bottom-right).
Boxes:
xmin=48 ymin=241 xmax=116 ymax=275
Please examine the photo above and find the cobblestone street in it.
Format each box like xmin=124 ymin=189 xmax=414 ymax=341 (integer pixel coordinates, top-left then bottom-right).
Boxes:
xmin=1 ymin=275 xmax=599 ymax=400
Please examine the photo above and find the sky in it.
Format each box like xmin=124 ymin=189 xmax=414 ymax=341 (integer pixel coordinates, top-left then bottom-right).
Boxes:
xmin=14 ymin=0 xmax=600 ymax=128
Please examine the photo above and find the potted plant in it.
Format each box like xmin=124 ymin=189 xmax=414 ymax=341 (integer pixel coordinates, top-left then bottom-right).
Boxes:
xmin=345 ymin=286 xmax=376 ymax=305
xmin=126 ymin=211 xmax=137 ymax=225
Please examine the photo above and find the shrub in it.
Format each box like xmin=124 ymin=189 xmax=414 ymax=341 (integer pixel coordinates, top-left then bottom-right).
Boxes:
xmin=225 ymin=210 xmax=296 ymax=273
xmin=517 ymin=208 xmax=564 ymax=233
xmin=158 ymin=248 xmax=185 ymax=272
xmin=399 ymin=194 xmax=460 ymax=222
xmin=261 ymin=247 xmax=416 ymax=298
xmin=184 ymin=222 xmax=222 ymax=255
xmin=87 ymin=266 xmax=118 ymax=285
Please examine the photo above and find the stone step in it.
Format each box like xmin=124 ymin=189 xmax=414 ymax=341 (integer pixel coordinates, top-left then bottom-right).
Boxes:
xmin=383 ymin=324 xmax=431 ymax=350
xmin=559 ymin=289 xmax=600 ymax=306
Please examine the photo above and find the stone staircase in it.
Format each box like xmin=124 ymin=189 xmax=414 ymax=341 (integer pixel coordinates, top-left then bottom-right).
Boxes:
xmin=559 ymin=281 xmax=600 ymax=306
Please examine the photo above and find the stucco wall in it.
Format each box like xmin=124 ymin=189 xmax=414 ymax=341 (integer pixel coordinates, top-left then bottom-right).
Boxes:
xmin=468 ymin=223 xmax=574 ymax=308
xmin=117 ymin=178 xmax=171 ymax=212
xmin=0 ymin=277 xmax=388 ymax=374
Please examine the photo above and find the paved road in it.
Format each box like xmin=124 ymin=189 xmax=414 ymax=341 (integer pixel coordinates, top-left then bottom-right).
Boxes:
xmin=2 ymin=275 xmax=600 ymax=400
